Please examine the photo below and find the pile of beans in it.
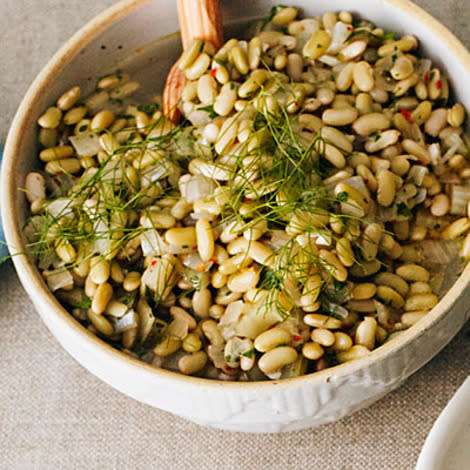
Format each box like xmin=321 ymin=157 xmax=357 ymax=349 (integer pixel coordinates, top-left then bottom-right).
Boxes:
xmin=26 ymin=7 xmax=470 ymax=380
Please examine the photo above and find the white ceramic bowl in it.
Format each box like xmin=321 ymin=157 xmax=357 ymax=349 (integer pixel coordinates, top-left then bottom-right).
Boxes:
xmin=3 ymin=0 xmax=470 ymax=433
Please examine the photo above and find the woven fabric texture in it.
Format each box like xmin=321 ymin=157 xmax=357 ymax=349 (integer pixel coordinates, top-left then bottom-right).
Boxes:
xmin=1 ymin=1 xmax=470 ymax=469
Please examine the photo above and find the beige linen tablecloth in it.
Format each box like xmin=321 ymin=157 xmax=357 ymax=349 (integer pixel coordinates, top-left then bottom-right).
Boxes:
xmin=1 ymin=1 xmax=470 ymax=468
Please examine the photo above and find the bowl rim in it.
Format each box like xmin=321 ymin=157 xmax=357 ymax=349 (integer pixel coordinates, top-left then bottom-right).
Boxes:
xmin=2 ymin=0 xmax=470 ymax=392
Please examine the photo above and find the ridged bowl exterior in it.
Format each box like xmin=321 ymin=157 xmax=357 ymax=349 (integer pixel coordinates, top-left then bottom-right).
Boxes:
xmin=3 ymin=0 xmax=470 ymax=432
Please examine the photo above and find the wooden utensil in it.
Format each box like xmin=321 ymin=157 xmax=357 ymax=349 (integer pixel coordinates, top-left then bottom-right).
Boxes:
xmin=163 ymin=0 xmax=223 ymax=122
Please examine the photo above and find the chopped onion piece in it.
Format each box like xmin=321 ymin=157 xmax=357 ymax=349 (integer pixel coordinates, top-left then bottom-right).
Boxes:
xmin=322 ymin=299 xmax=349 ymax=319
xmin=450 ymin=185 xmax=470 ymax=215
xmin=44 ymin=268 xmax=74 ymax=291
xmin=407 ymin=166 xmax=428 ymax=186
xmin=219 ymin=300 xmax=244 ymax=340
xmin=429 ymin=143 xmax=441 ymax=166
xmin=327 ymin=21 xmax=350 ymax=54
xmin=69 ymin=132 xmax=102 ymax=157
xmin=110 ymin=309 xmax=138 ymax=333
xmin=179 ymin=174 xmax=216 ymax=203
xmin=167 ymin=317 xmax=189 ymax=339
xmin=46 ymin=198 xmax=75 ymax=218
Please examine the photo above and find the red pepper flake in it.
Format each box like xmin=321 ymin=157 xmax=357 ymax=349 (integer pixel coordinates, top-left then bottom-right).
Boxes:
xmin=293 ymin=335 xmax=302 ymax=341
xmin=224 ymin=365 xmax=235 ymax=371
xmin=55 ymin=171 xmax=63 ymax=176
xmin=244 ymin=197 xmax=251 ymax=203
xmin=192 ymin=245 xmax=198 ymax=251
xmin=347 ymin=25 xmax=354 ymax=31
xmin=151 ymin=259 xmax=157 ymax=266
xmin=209 ymin=258 xmax=218 ymax=263
xmin=436 ymin=80 xmax=443 ymax=90
xmin=400 ymin=108 xmax=412 ymax=123
xmin=268 ymin=323 xmax=278 ymax=329
xmin=54 ymin=177 xmax=62 ymax=186
xmin=424 ymin=72 xmax=430 ymax=84
xmin=211 ymin=68 xmax=217 ymax=78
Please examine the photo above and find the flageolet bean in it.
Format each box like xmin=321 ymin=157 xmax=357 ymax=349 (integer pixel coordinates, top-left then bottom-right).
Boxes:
xmin=442 ymin=217 xmax=470 ymax=239
xmin=272 ymin=6 xmax=298 ymax=25
xmin=376 ymin=285 xmax=405 ymax=309
xmin=400 ymin=311 xmax=428 ymax=327
xmin=424 ymin=108 xmax=448 ymax=137
xmin=38 ymin=107 xmax=62 ymax=128
xmin=396 ymin=264 xmax=430 ymax=282
xmin=91 ymin=110 xmax=115 ymax=130
xmin=336 ymin=63 xmax=355 ymax=92
xmin=376 ymin=170 xmax=396 ymax=207
xmin=254 ymin=327 xmax=291 ymax=352
xmin=91 ymin=282 xmax=113 ymax=314
xmin=349 ymin=259 xmax=381 ymax=278
xmin=430 ymin=194 xmax=450 ymax=217
xmin=361 ymin=223 xmax=382 ymax=261
xmin=332 ymin=332 xmax=353 ymax=351
xmin=178 ymin=351 xmax=208 ymax=375
xmin=154 ymin=336 xmax=182 ymax=356
xmin=304 ymin=314 xmax=342 ymax=329
xmin=105 ymin=300 xmax=129 ymax=318
xmin=355 ymin=317 xmax=377 ymax=350
xmin=192 ymin=288 xmax=212 ymax=318
xmin=182 ymin=333 xmax=202 ymax=353
xmin=57 ymin=86 xmax=81 ymax=111
xmin=352 ymin=112 xmax=390 ymax=136
xmin=311 ymin=328 xmax=335 ymax=347
xmin=347 ymin=299 xmax=376 ymax=313
xmin=336 ymin=237 xmax=355 ymax=267
xmin=88 ymin=309 xmax=114 ymax=336
xmin=302 ymin=342 xmax=324 ymax=360
xmin=322 ymin=108 xmax=358 ymax=126
xmin=170 ymin=306 xmax=197 ymax=330
xmin=258 ymin=346 xmax=298 ymax=375
xmin=447 ymin=103 xmax=465 ymax=127
xmin=337 ymin=345 xmax=370 ymax=363
xmin=409 ymin=282 xmax=432 ymax=296
xmin=89 ymin=256 xmax=110 ymax=284
xmin=63 ymin=106 xmax=88 ymax=126
xmin=319 ymin=250 xmax=348 ymax=282
xmin=227 ymin=268 xmax=260 ymax=293
xmin=165 ymin=227 xmax=197 ymax=246
xmin=404 ymin=294 xmax=438 ymax=311
xmin=303 ymin=30 xmax=331 ymax=60
xmin=374 ymin=272 xmax=409 ymax=297
xmin=123 ymin=271 xmax=141 ymax=292
xmin=352 ymin=283 xmax=377 ymax=300
xmin=185 ymin=52 xmax=211 ymax=80
xmin=25 ymin=172 xmax=46 ymax=203
xmin=230 ymin=46 xmax=249 ymax=75
xmin=353 ymin=61 xmax=375 ymax=92
xmin=322 ymin=12 xmax=337 ymax=31
xmin=390 ymin=56 xmax=414 ymax=80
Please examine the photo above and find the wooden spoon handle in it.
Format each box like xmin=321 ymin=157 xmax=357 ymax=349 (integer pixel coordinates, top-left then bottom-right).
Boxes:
xmin=163 ymin=0 xmax=223 ymax=122
xmin=177 ymin=0 xmax=223 ymax=48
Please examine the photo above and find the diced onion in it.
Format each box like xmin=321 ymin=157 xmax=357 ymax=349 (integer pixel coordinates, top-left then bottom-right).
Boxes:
xmin=179 ymin=174 xmax=216 ymax=203
xmin=450 ymin=185 xmax=470 ymax=215
xmin=110 ymin=309 xmax=138 ymax=333
xmin=69 ymin=133 xmax=102 ymax=157
xmin=44 ymin=268 xmax=74 ymax=291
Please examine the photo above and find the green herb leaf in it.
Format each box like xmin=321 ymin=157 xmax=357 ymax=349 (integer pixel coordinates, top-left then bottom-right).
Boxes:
xmin=197 ymin=105 xmax=217 ymax=119
xmin=397 ymin=202 xmax=412 ymax=217
xmin=241 ymin=349 xmax=255 ymax=358
xmin=75 ymin=295 xmax=92 ymax=310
